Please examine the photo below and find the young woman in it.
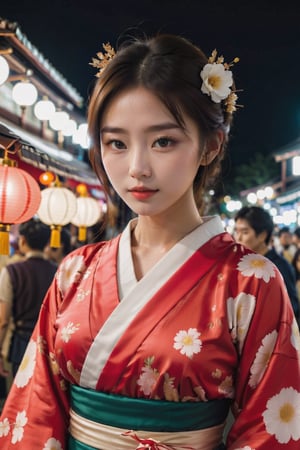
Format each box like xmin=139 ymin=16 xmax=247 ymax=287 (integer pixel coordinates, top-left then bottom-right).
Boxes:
xmin=0 ymin=34 xmax=300 ymax=450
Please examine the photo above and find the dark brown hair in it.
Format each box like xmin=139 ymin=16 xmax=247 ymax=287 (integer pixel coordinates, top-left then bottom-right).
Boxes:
xmin=88 ymin=33 xmax=234 ymax=214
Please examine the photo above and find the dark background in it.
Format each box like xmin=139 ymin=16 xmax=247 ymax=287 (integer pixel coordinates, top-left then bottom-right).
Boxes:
xmin=1 ymin=0 xmax=300 ymax=170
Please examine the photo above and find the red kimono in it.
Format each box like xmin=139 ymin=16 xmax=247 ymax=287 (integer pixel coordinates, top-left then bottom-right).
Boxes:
xmin=0 ymin=216 xmax=300 ymax=449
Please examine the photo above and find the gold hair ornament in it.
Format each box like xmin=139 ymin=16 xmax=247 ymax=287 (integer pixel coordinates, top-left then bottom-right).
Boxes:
xmin=90 ymin=43 xmax=116 ymax=77
xmin=200 ymin=49 xmax=242 ymax=113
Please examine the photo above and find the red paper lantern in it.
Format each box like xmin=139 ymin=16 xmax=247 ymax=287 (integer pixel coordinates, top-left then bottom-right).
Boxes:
xmin=0 ymin=162 xmax=41 ymax=254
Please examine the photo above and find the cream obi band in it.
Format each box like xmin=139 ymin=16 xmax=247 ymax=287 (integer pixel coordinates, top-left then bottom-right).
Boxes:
xmin=69 ymin=408 xmax=225 ymax=450
xmin=69 ymin=385 xmax=229 ymax=449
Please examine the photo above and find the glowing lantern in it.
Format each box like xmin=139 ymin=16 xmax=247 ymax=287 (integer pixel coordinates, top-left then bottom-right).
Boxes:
xmin=71 ymin=185 xmax=102 ymax=242
xmin=39 ymin=171 xmax=55 ymax=186
xmin=37 ymin=180 xmax=77 ymax=247
xmin=0 ymin=155 xmax=41 ymax=255
xmin=12 ymin=81 xmax=38 ymax=106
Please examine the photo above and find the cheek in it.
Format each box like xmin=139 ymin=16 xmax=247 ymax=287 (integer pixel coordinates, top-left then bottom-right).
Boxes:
xmin=102 ymin=155 xmax=125 ymax=181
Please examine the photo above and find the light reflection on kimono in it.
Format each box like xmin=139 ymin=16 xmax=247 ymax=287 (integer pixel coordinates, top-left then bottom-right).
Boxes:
xmin=0 ymin=216 xmax=300 ymax=450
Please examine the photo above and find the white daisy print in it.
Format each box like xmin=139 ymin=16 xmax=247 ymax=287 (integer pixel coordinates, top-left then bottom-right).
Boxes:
xmin=291 ymin=317 xmax=300 ymax=352
xmin=173 ymin=328 xmax=202 ymax=358
xmin=61 ymin=322 xmax=80 ymax=343
xmin=237 ymin=253 xmax=276 ymax=283
xmin=263 ymin=387 xmax=300 ymax=443
xmin=43 ymin=437 xmax=63 ymax=450
xmin=137 ymin=358 xmax=159 ymax=396
xmin=249 ymin=330 xmax=277 ymax=388
xmin=57 ymin=255 xmax=86 ymax=294
xmin=0 ymin=418 xmax=10 ymax=437
xmin=14 ymin=340 xmax=36 ymax=388
xmin=11 ymin=411 xmax=28 ymax=444
xmin=227 ymin=292 xmax=256 ymax=353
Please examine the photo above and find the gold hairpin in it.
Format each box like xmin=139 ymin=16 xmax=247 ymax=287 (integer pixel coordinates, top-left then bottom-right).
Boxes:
xmin=90 ymin=43 xmax=116 ymax=77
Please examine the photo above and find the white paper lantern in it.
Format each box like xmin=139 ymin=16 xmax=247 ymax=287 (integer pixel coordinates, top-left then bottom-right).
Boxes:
xmin=49 ymin=111 xmax=69 ymax=131
xmin=12 ymin=81 xmax=38 ymax=106
xmin=37 ymin=186 xmax=77 ymax=247
xmin=34 ymin=99 xmax=56 ymax=120
xmin=71 ymin=196 xmax=102 ymax=241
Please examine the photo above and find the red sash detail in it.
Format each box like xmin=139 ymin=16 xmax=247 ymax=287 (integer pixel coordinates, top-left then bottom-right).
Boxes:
xmin=97 ymin=232 xmax=234 ymax=390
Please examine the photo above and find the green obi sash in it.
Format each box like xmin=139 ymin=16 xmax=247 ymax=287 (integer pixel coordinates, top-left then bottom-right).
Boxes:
xmin=70 ymin=384 xmax=230 ymax=434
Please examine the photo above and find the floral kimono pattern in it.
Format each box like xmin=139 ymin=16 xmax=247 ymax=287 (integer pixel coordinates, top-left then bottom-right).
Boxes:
xmin=0 ymin=216 xmax=300 ymax=450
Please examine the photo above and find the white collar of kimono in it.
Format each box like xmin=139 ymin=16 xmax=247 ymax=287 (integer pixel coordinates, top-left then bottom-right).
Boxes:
xmin=117 ymin=216 xmax=224 ymax=299
xmin=80 ymin=215 xmax=224 ymax=388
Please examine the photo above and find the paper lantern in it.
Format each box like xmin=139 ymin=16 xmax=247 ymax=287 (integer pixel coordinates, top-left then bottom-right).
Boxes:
xmin=39 ymin=171 xmax=55 ymax=186
xmin=12 ymin=81 xmax=38 ymax=106
xmin=71 ymin=196 xmax=102 ymax=242
xmin=0 ymin=161 xmax=41 ymax=254
xmin=37 ymin=185 xmax=77 ymax=247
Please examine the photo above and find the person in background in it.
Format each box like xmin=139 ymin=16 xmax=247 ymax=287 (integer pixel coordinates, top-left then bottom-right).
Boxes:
xmin=1 ymin=33 xmax=300 ymax=450
xmin=293 ymin=226 xmax=300 ymax=250
xmin=234 ymin=206 xmax=299 ymax=320
xmin=0 ymin=238 xmax=24 ymax=408
xmin=277 ymin=226 xmax=297 ymax=263
xmin=44 ymin=227 xmax=72 ymax=265
xmin=292 ymin=248 xmax=300 ymax=302
xmin=0 ymin=219 xmax=57 ymax=378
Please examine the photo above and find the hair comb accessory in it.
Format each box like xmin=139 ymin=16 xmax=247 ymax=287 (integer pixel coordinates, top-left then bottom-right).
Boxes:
xmin=200 ymin=49 xmax=241 ymax=113
xmin=90 ymin=43 xmax=116 ymax=77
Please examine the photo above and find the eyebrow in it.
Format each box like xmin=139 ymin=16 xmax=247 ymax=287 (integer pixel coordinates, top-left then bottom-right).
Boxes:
xmin=100 ymin=122 xmax=182 ymax=134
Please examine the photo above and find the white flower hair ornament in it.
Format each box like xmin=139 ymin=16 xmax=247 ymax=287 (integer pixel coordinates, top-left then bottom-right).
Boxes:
xmin=200 ymin=49 xmax=241 ymax=114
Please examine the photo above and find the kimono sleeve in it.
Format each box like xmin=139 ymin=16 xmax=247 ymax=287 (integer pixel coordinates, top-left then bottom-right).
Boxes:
xmin=0 ymin=274 xmax=70 ymax=450
xmin=226 ymin=266 xmax=300 ymax=449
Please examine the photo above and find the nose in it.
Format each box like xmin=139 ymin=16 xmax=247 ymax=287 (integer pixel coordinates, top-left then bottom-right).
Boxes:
xmin=234 ymin=230 xmax=241 ymax=243
xmin=128 ymin=147 xmax=152 ymax=179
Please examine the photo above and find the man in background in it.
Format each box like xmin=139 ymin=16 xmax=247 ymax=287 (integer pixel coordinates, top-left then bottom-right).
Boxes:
xmin=277 ymin=226 xmax=297 ymax=263
xmin=234 ymin=206 xmax=299 ymax=321
xmin=0 ymin=219 xmax=57 ymax=378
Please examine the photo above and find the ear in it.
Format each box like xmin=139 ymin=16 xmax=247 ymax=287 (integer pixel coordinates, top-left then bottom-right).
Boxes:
xmin=199 ymin=130 xmax=224 ymax=166
xmin=258 ymin=230 xmax=268 ymax=244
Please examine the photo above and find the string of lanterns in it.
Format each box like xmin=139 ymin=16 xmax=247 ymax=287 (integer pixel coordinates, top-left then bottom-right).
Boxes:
xmin=0 ymin=55 xmax=103 ymax=255
xmin=0 ymin=140 xmax=103 ymax=255
xmin=37 ymin=173 xmax=103 ymax=248
xmin=0 ymin=53 xmax=89 ymax=148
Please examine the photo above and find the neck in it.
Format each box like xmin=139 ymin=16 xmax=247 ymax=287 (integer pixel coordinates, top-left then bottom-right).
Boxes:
xmin=132 ymin=214 xmax=203 ymax=250
xmin=257 ymin=243 xmax=271 ymax=256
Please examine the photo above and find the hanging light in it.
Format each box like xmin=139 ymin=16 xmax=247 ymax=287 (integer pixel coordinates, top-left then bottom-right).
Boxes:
xmin=62 ymin=119 xmax=77 ymax=137
xmin=71 ymin=185 xmax=102 ymax=242
xmin=0 ymin=56 xmax=10 ymax=85
xmin=37 ymin=178 xmax=77 ymax=247
xmin=73 ymin=122 xmax=89 ymax=148
xmin=38 ymin=171 xmax=55 ymax=186
xmin=34 ymin=97 xmax=56 ymax=120
xmin=12 ymin=81 xmax=38 ymax=106
xmin=0 ymin=144 xmax=41 ymax=255
xmin=49 ymin=111 xmax=69 ymax=131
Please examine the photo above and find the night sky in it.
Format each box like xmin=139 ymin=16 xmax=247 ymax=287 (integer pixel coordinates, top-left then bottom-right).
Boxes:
xmin=1 ymin=0 xmax=300 ymax=169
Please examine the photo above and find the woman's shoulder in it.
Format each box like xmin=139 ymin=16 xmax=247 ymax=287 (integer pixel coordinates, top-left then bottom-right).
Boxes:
xmin=66 ymin=234 xmax=121 ymax=261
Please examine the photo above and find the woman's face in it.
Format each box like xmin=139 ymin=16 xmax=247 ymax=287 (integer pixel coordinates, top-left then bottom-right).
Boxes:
xmin=99 ymin=87 xmax=205 ymax=218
